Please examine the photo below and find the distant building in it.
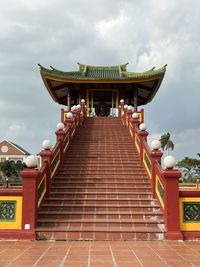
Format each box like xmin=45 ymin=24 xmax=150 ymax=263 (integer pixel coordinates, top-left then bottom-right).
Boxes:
xmin=0 ymin=140 xmax=30 ymax=163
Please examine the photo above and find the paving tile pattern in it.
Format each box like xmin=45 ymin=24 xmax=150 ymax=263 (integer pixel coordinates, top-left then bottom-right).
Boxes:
xmin=36 ymin=118 xmax=164 ymax=240
xmin=0 ymin=241 xmax=200 ymax=266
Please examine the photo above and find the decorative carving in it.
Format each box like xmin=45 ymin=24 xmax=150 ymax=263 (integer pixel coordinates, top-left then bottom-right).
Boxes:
xmin=183 ymin=202 xmax=200 ymax=223
xmin=0 ymin=201 xmax=16 ymax=221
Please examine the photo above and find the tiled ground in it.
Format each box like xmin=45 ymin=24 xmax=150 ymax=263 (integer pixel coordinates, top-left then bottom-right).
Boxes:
xmin=0 ymin=241 xmax=199 ymax=267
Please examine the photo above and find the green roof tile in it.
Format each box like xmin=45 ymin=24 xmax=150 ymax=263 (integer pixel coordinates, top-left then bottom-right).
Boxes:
xmin=39 ymin=63 xmax=166 ymax=81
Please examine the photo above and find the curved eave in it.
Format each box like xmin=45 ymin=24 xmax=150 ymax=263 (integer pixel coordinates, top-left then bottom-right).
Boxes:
xmin=41 ymin=72 xmax=165 ymax=84
xmin=39 ymin=66 xmax=166 ymax=105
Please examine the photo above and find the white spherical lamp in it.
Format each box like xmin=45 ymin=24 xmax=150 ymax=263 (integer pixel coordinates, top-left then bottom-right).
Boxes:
xmin=71 ymin=105 xmax=77 ymax=111
xmin=57 ymin=122 xmax=65 ymax=130
xmin=151 ymin=140 xmax=161 ymax=150
xmin=163 ymin=155 xmax=177 ymax=169
xmin=139 ymin=123 xmax=147 ymax=131
xmin=81 ymin=99 xmax=85 ymax=103
xmin=66 ymin=112 xmax=73 ymax=119
xmin=124 ymin=104 xmax=128 ymax=109
xmin=25 ymin=155 xmax=38 ymax=168
xmin=77 ymin=104 xmax=81 ymax=109
xmin=132 ymin=112 xmax=139 ymax=119
xmin=120 ymin=99 xmax=124 ymax=103
xmin=42 ymin=139 xmax=52 ymax=150
xmin=127 ymin=105 xmax=132 ymax=111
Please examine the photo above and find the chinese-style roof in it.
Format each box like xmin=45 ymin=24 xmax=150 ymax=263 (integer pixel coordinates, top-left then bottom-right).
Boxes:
xmin=39 ymin=63 xmax=167 ymax=105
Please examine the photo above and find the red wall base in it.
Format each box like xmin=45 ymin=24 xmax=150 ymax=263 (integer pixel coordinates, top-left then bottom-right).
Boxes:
xmin=0 ymin=230 xmax=36 ymax=240
xmin=164 ymin=231 xmax=183 ymax=240
xmin=182 ymin=231 xmax=200 ymax=240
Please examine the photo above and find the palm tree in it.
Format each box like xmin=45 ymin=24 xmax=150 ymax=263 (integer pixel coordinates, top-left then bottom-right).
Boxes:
xmin=159 ymin=132 xmax=174 ymax=155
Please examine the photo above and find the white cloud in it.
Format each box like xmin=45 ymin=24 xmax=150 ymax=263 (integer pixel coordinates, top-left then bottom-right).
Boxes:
xmin=0 ymin=0 xmax=199 ymax=158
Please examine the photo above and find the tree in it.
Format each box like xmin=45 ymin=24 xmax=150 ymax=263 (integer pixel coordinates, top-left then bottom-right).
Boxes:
xmin=177 ymin=156 xmax=200 ymax=183
xmin=0 ymin=161 xmax=26 ymax=181
xmin=159 ymin=132 xmax=174 ymax=155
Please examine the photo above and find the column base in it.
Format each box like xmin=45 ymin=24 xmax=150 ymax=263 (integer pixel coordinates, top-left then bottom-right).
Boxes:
xmin=164 ymin=231 xmax=183 ymax=240
xmin=0 ymin=230 xmax=36 ymax=240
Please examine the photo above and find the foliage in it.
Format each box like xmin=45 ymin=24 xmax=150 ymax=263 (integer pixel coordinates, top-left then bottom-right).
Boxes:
xmin=159 ymin=132 xmax=174 ymax=155
xmin=0 ymin=161 xmax=26 ymax=180
xmin=177 ymin=155 xmax=200 ymax=183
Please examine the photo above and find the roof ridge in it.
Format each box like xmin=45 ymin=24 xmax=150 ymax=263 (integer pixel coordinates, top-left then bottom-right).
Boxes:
xmin=77 ymin=62 xmax=129 ymax=71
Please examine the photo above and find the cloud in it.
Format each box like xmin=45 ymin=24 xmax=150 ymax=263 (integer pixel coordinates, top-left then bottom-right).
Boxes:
xmin=0 ymin=0 xmax=199 ymax=159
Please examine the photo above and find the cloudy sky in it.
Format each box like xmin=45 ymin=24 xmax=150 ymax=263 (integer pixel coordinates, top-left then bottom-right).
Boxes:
xmin=1 ymin=0 xmax=200 ymax=160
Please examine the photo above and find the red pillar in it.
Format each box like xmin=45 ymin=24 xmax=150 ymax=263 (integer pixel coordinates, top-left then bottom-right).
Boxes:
xmin=61 ymin=108 xmax=65 ymax=123
xmin=162 ymin=170 xmax=183 ymax=240
xmin=21 ymin=168 xmax=39 ymax=240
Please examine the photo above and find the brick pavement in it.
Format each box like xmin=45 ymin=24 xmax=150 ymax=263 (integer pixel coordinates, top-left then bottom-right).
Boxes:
xmin=0 ymin=241 xmax=199 ymax=266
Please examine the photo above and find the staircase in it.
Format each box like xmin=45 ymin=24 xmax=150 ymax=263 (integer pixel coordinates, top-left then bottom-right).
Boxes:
xmin=36 ymin=117 xmax=164 ymax=240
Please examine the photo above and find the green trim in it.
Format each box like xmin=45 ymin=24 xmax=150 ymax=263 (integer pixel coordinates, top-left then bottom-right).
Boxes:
xmin=156 ymin=177 xmax=164 ymax=208
xmin=143 ymin=150 xmax=152 ymax=178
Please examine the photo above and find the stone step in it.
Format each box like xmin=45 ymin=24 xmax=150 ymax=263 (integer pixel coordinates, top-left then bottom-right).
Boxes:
xmin=51 ymin=182 xmax=150 ymax=187
xmin=41 ymin=203 xmax=160 ymax=212
xmin=43 ymin=198 xmax=157 ymax=205
xmin=37 ymin=210 xmax=163 ymax=220
xmin=53 ymin=179 xmax=149 ymax=183
xmin=36 ymin=226 xmax=164 ymax=241
xmin=37 ymin=218 xmax=164 ymax=228
xmin=49 ymin=192 xmax=152 ymax=198
xmin=50 ymin=187 xmax=151 ymax=193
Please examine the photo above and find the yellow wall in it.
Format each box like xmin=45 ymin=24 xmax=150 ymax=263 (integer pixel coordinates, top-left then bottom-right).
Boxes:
xmin=0 ymin=196 xmax=22 ymax=229
xmin=179 ymin=197 xmax=200 ymax=231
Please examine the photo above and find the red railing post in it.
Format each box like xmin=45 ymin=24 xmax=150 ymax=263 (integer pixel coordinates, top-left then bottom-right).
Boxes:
xmin=119 ymin=100 xmax=124 ymax=119
xmin=61 ymin=108 xmax=65 ymax=123
xmin=130 ymin=118 xmax=140 ymax=144
xmin=21 ymin=168 xmax=39 ymax=240
xmin=162 ymin=169 xmax=183 ymax=240
xmin=65 ymin=118 xmax=73 ymax=142
xmin=140 ymin=109 xmax=144 ymax=123
xmin=126 ymin=110 xmax=132 ymax=129
xmin=150 ymin=151 xmax=163 ymax=198
xmin=55 ymin=129 xmax=65 ymax=163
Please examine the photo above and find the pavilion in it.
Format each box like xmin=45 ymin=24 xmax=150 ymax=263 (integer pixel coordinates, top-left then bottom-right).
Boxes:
xmin=39 ymin=63 xmax=166 ymax=116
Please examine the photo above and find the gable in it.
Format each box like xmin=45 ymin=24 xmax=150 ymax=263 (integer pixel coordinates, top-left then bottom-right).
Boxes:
xmin=0 ymin=140 xmax=27 ymax=156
